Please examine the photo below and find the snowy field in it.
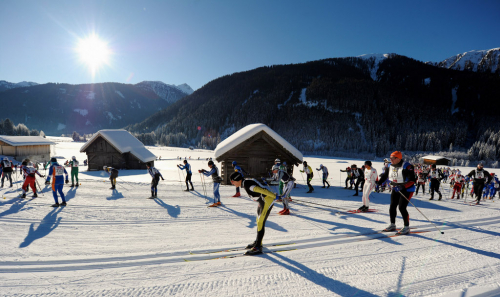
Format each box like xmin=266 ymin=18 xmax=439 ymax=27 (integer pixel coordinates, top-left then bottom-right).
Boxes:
xmin=1 ymin=137 xmax=500 ymax=297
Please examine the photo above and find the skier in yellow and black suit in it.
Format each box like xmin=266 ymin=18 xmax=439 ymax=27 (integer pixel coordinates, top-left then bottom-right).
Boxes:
xmin=230 ymin=171 xmax=277 ymax=255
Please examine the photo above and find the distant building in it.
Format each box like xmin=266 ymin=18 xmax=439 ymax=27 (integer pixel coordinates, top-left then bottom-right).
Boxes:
xmin=422 ymin=155 xmax=451 ymax=166
xmin=80 ymin=130 xmax=156 ymax=170
xmin=0 ymin=135 xmax=55 ymax=162
xmin=214 ymin=123 xmax=303 ymax=185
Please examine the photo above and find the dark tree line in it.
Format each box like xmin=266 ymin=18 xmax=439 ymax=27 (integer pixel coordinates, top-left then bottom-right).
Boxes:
xmin=0 ymin=118 xmax=42 ymax=137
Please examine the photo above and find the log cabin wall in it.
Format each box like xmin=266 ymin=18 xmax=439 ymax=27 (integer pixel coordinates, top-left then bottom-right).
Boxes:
xmin=83 ymin=136 xmax=152 ymax=170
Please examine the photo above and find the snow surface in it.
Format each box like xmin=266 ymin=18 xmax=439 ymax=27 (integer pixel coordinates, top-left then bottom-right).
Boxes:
xmin=73 ymin=109 xmax=88 ymax=116
xmin=86 ymin=92 xmax=95 ymax=100
xmin=358 ymin=53 xmax=390 ymax=81
xmin=2 ymin=138 xmax=500 ymax=296
xmin=214 ymin=123 xmax=303 ymax=161
xmin=80 ymin=130 xmax=156 ymax=163
xmin=115 ymin=90 xmax=125 ymax=98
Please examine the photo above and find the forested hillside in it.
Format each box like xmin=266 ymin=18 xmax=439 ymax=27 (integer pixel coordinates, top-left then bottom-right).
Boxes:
xmin=127 ymin=54 xmax=500 ymax=163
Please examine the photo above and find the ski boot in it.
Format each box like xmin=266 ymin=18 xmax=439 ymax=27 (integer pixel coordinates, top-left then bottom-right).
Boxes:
xmin=21 ymin=193 xmax=26 ymax=198
xmin=232 ymin=192 xmax=241 ymax=197
xmin=60 ymin=202 xmax=67 ymax=206
xmin=383 ymin=224 xmax=397 ymax=232
xmin=244 ymin=246 xmax=263 ymax=256
xmin=33 ymin=193 xmax=38 ymax=198
xmin=396 ymin=226 xmax=410 ymax=235
xmin=51 ymin=203 xmax=60 ymax=207
xmin=70 ymin=184 xmax=75 ymax=187
xmin=245 ymin=241 xmax=257 ymax=249
xmin=279 ymin=209 xmax=290 ymax=215
xmin=438 ymin=194 xmax=442 ymax=201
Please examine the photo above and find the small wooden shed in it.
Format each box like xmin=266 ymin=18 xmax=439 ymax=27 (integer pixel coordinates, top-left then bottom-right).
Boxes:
xmin=80 ymin=130 xmax=156 ymax=170
xmin=422 ymin=155 xmax=451 ymax=166
xmin=214 ymin=124 xmax=303 ymax=185
xmin=0 ymin=135 xmax=55 ymax=162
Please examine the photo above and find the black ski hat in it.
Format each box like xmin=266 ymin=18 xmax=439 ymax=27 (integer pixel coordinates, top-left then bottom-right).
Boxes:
xmin=364 ymin=161 xmax=372 ymax=166
xmin=431 ymin=164 xmax=436 ymax=168
xmin=50 ymin=157 xmax=57 ymax=163
xmin=208 ymin=160 xmax=214 ymax=166
xmin=230 ymin=171 xmax=243 ymax=182
xmin=146 ymin=162 xmax=152 ymax=167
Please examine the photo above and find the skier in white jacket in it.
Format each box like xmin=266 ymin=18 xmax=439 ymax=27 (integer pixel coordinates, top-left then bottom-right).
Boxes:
xmin=359 ymin=161 xmax=377 ymax=212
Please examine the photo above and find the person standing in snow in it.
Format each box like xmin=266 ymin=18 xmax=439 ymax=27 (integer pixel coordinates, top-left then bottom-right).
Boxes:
xmin=451 ymin=174 xmax=465 ymax=199
xmin=467 ymin=163 xmax=492 ymax=205
xmin=415 ymin=173 xmax=426 ymax=196
xmin=147 ymin=162 xmax=164 ymax=198
xmin=69 ymin=156 xmax=79 ymax=187
xmin=200 ymin=160 xmax=222 ymax=207
xmin=230 ymin=171 xmax=277 ymax=255
xmin=21 ymin=163 xmax=44 ymax=198
xmin=46 ymin=157 xmax=69 ymax=207
xmin=316 ymin=164 xmax=330 ymax=188
xmin=231 ymin=161 xmax=248 ymax=197
xmin=103 ymin=166 xmax=119 ymax=190
xmin=178 ymin=160 xmax=194 ymax=191
xmin=351 ymin=164 xmax=365 ymax=196
xmin=0 ymin=157 xmax=14 ymax=188
xmin=300 ymin=161 xmax=314 ymax=193
xmin=428 ymin=164 xmax=443 ymax=201
xmin=377 ymin=151 xmax=416 ymax=235
xmin=267 ymin=164 xmax=295 ymax=215
xmin=340 ymin=167 xmax=354 ymax=189
xmin=359 ymin=161 xmax=377 ymax=212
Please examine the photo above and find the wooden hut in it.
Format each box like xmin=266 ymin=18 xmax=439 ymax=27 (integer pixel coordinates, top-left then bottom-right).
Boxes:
xmin=214 ymin=124 xmax=303 ymax=185
xmin=0 ymin=135 xmax=55 ymax=162
xmin=80 ymin=130 xmax=156 ymax=170
xmin=422 ymin=155 xmax=451 ymax=166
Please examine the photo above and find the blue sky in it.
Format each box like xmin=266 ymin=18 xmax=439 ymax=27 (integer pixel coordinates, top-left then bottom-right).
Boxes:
xmin=1 ymin=0 xmax=498 ymax=90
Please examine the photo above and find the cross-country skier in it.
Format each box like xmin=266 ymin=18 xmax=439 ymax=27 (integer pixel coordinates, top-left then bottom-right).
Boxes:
xmin=230 ymin=171 xmax=277 ymax=255
xmin=46 ymin=157 xmax=69 ymax=207
xmin=359 ymin=161 xmax=377 ymax=212
xmin=103 ymin=166 xmax=119 ymax=190
xmin=351 ymin=164 xmax=365 ymax=196
xmin=377 ymin=151 xmax=416 ymax=235
xmin=428 ymin=164 xmax=443 ymax=200
xmin=267 ymin=164 xmax=295 ymax=215
xmin=178 ymin=160 xmax=194 ymax=191
xmin=316 ymin=164 xmax=330 ymax=188
xmin=147 ymin=162 xmax=164 ymax=198
xmin=340 ymin=167 xmax=354 ymax=189
xmin=69 ymin=156 xmax=79 ymax=187
xmin=231 ymin=161 xmax=248 ymax=197
xmin=200 ymin=160 xmax=222 ymax=207
xmin=466 ymin=163 xmax=492 ymax=205
xmin=300 ymin=161 xmax=314 ymax=193
xmin=451 ymin=174 xmax=465 ymax=199
xmin=415 ymin=173 xmax=426 ymax=196
xmin=0 ymin=157 xmax=14 ymax=188
xmin=21 ymin=163 xmax=44 ymax=198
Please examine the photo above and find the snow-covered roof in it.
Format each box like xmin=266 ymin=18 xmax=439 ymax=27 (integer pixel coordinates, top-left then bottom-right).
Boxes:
xmin=0 ymin=135 xmax=55 ymax=146
xmin=214 ymin=123 xmax=303 ymax=161
xmin=80 ymin=130 xmax=156 ymax=163
xmin=422 ymin=155 xmax=451 ymax=161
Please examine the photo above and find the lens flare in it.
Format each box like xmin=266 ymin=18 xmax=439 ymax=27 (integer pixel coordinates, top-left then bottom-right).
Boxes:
xmin=76 ymin=34 xmax=111 ymax=78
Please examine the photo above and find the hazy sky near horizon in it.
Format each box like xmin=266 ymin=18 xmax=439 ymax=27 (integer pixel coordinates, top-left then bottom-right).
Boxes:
xmin=1 ymin=0 xmax=499 ymax=90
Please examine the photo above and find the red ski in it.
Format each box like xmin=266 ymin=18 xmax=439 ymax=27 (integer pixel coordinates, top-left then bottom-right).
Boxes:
xmin=347 ymin=209 xmax=378 ymax=213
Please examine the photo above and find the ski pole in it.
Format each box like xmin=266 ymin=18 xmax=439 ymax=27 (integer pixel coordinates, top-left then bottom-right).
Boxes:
xmin=177 ymin=168 xmax=184 ymax=191
xmin=397 ymin=190 xmax=444 ymax=234
xmin=35 ymin=178 xmax=44 ymax=196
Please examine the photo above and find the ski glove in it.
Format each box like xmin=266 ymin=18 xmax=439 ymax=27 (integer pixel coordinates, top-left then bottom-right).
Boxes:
xmin=393 ymin=186 xmax=401 ymax=192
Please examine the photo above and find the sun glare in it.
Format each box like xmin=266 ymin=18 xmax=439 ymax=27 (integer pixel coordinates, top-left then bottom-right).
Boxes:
xmin=76 ymin=34 xmax=111 ymax=76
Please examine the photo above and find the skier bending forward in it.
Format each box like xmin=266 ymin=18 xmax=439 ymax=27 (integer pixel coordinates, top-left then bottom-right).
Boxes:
xmin=230 ymin=171 xmax=276 ymax=255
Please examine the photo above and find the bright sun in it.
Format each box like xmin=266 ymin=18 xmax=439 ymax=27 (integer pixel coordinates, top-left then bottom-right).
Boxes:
xmin=76 ymin=34 xmax=111 ymax=75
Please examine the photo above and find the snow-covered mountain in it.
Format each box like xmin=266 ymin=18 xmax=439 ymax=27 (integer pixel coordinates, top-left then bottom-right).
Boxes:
xmin=135 ymin=81 xmax=193 ymax=104
xmin=0 ymin=80 xmax=38 ymax=92
xmin=428 ymin=48 xmax=500 ymax=74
